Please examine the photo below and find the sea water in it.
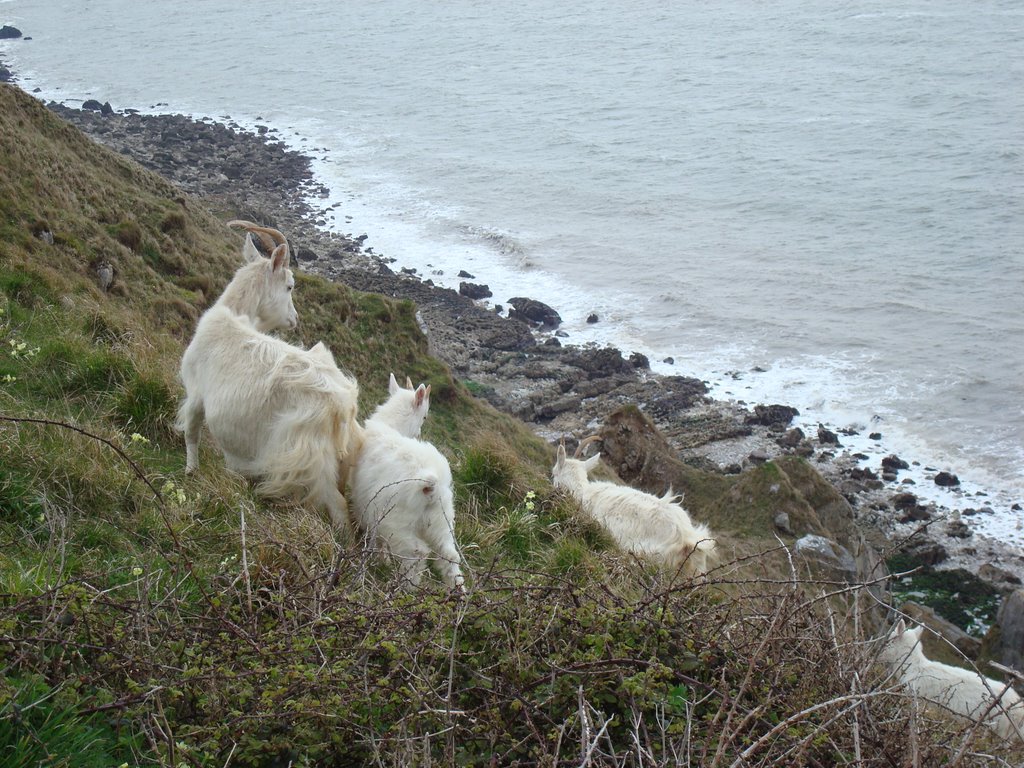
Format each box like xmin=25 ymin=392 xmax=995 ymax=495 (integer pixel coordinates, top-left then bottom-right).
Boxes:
xmin=2 ymin=0 xmax=1021 ymax=541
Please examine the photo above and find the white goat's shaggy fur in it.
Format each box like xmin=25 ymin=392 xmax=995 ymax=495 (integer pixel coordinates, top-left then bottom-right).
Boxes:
xmin=551 ymin=442 xmax=715 ymax=576
xmin=880 ymin=619 xmax=1024 ymax=742
xmin=369 ymin=373 xmax=431 ymax=437
xmin=176 ymin=221 xmax=362 ymax=529
xmin=349 ymin=379 xmax=463 ymax=590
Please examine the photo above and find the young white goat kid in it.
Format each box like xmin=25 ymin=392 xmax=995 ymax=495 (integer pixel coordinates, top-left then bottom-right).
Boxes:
xmin=551 ymin=439 xmax=715 ymax=576
xmin=177 ymin=221 xmax=362 ymax=529
xmin=880 ymin=619 xmax=1024 ymax=742
xmin=349 ymin=377 xmax=463 ymax=591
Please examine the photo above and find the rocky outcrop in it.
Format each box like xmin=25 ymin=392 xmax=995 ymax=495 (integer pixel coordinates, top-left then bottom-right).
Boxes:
xmin=983 ymin=589 xmax=1024 ymax=674
xmin=596 ymin=405 xmax=887 ymax=598
xmin=0 ymin=25 xmax=22 ymax=39
xmin=507 ymin=297 xmax=561 ymax=328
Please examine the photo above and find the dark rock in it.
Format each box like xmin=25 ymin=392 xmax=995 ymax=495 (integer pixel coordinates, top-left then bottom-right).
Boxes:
xmin=569 ymin=346 xmax=633 ymax=379
xmin=628 ymin=352 xmax=649 ymax=369
xmin=457 ymin=270 xmax=475 ymax=279
xmin=543 ymin=337 xmax=561 ymax=348
xmin=586 ymin=313 xmax=599 ymax=324
xmin=869 ymin=432 xmax=883 ymax=440
xmin=748 ymin=450 xmax=770 ymax=465
xmin=898 ymin=538 xmax=948 ymax=566
xmin=746 ymin=404 xmax=799 ymax=428
xmin=817 ymin=425 xmax=840 ymax=445
xmin=100 ymin=101 xmax=114 ymax=116
xmin=0 ymin=65 xmax=12 ymax=83
xmin=662 ymin=357 xmax=675 ymax=365
xmin=0 ymin=25 xmax=23 ymax=39
xmin=946 ymin=520 xmax=972 ymax=539
xmin=507 ymin=296 xmax=562 ymax=328
xmin=977 ymin=563 xmax=1022 ymax=587
xmin=934 ymin=471 xmax=961 ymax=487
xmin=849 ymin=467 xmax=878 ymax=481
xmin=897 ymin=493 xmax=921 ymax=512
xmin=987 ymin=589 xmax=1024 ymax=674
xmin=882 ymin=454 xmax=910 ymax=471
xmin=776 ymin=427 xmax=805 ymax=449
xmin=647 ymin=376 xmax=708 ymax=418
xmin=294 ymin=247 xmax=318 ymax=263
xmin=82 ymin=99 xmax=105 ymax=112
xmin=459 ymin=282 xmax=492 ymax=300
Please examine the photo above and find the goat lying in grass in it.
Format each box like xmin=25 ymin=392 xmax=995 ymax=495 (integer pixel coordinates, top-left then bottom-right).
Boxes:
xmin=349 ymin=374 xmax=464 ymax=591
xmin=177 ymin=221 xmax=362 ymax=530
xmin=551 ymin=438 xmax=715 ymax=577
xmin=880 ymin=619 xmax=1024 ymax=742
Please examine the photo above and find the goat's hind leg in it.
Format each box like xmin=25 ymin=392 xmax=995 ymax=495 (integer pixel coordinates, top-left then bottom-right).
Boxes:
xmin=177 ymin=396 xmax=204 ymax=474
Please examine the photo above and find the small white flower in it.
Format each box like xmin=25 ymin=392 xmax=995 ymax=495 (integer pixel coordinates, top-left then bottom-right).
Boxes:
xmin=130 ymin=432 xmax=150 ymax=445
xmin=131 ymin=566 xmax=143 ymax=576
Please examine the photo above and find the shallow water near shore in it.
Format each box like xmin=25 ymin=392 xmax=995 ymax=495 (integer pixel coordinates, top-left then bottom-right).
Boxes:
xmin=2 ymin=0 xmax=1022 ymax=538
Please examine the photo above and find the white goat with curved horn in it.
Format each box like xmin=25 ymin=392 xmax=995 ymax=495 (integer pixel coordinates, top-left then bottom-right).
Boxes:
xmin=552 ymin=436 xmax=715 ymax=576
xmin=176 ymin=221 xmax=362 ymax=530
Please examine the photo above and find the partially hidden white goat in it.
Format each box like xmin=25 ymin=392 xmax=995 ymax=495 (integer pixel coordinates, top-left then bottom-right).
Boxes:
xmin=177 ymin=221 xmax=362 ymax=530
xmin=551 ymin=438 xmax=715 ymax=576
xmin=348 ymin=374 xmax=464 ymax=591
xmin=879 ymin=619 xmax=1024 ymax=742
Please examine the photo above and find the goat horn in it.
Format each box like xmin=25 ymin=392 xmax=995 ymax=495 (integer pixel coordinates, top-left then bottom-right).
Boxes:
xmin=573 ymin=434 xmax=602 ymax=459
xmin=227 ymin=220 xmax=288 ymax=255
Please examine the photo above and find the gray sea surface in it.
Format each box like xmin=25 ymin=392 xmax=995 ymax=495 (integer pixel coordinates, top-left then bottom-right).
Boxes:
xmin=2 ymin=0 xmax=1022 ymax=534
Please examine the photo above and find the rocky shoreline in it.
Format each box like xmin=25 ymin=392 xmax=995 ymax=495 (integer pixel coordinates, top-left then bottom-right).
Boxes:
xmin=3 ymin=58 xmax=1022 ymax=588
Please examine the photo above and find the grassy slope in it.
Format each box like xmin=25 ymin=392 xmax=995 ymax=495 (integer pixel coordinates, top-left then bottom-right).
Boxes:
xmin=1 ymin=84 xmax=1017 ymax=766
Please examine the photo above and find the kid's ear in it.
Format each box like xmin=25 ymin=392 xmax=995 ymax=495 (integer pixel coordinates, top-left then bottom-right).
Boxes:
xmin=584 ymin=453 xmax=601 ymax=472
xmin=894 ymin=618 xmax=906 ymax=636
xmin=414 ymin=384 xmax=428 ymax=408
xmin=388 ymin=372 xmax=400 ymax=395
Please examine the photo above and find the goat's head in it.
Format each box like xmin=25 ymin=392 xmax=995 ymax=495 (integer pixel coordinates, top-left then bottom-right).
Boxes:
xmin=371 ymin=372 xmax=431 ymax=437
xmin=878 ymin=618 xmax=925 ymax=667
xmin=551 ymin=437 xmax=601 ymax=491
xmin=226 ymin=220 xmax=298 ymax=332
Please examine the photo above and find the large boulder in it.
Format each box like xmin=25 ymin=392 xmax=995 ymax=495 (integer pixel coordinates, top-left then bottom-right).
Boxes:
xmin=984 ymin=589 xmax=1024 ymax=674
xmin=507 ymin=296 xmax=561 ymax=328
xmin=746 ymin=404 xmax=799 ymax=429
xmin=0 ymin=25 xmax=23 ymax=39
xmin=794 ymin=535 xmax=857 ymax=583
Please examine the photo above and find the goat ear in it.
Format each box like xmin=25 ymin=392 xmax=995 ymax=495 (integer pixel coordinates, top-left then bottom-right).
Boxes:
xmin=414 ymin=384 xmax=427 ymax=408
xmin=555 ymin=443 xmax=566 ymax=466
xmin=893 ymin=618 xmax=906 ymax=637
xmin=388 ymin=373 xmax=400 ymax=395
xmin=270 ymin=243 xmax=290 ymax=272
xmin=405 ymin=376 xmax=414 ymax=389
xmin=242 ymin=233 xmax=262 ymax=264
xmin=584 ymin=453 xmax=601 ymax=472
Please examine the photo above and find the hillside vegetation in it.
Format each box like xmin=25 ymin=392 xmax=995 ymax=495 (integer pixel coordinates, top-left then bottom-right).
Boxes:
xmin=0 ymin=83 xmax=1018 ymax=766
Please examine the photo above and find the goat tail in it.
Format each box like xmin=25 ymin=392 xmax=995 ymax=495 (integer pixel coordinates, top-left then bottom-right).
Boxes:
xmin=667 ymin=522 xmax=717 ymax=577
xmin=257 ymin=394 xmax=362 ymax=506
